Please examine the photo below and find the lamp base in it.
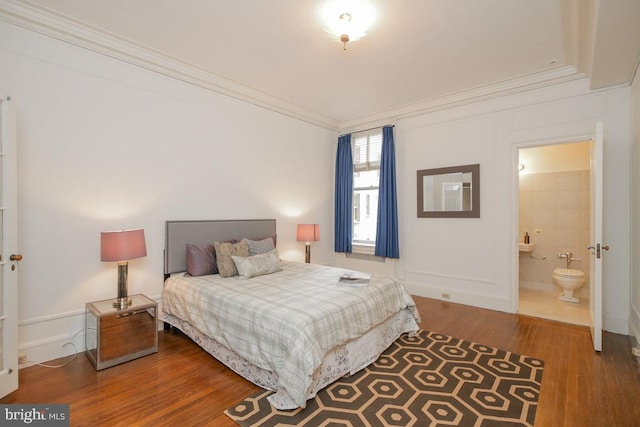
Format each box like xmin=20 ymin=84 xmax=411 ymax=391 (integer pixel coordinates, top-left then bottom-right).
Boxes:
xmin=112 ymin=297 xmax=132 ymax=310
xmin=114 ymin=261 xmax=132 ymax=309
xmin=305 ymin=243 xmax=311 ymax=263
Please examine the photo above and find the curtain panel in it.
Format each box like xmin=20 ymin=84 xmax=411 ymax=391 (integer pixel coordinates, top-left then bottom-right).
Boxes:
xmin=375 ymin=126 xmax=400 ymax=258
xmin=334 ymin=134 xmax=353 ymax=253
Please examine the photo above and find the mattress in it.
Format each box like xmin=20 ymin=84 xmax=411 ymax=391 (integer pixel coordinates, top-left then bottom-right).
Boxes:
xmin=161 ymin=260 xmax=420 ymax=409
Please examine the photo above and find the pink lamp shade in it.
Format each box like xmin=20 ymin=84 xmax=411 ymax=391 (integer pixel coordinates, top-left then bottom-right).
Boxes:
xmin=101 ymin=229 xmax=147 ymax=262
xmin=296 ymin=224 xmax=320 ymax=242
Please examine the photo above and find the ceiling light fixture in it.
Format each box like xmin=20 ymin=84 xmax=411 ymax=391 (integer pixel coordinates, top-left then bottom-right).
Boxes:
xmin=322 ymin=0 xmax=376 ymax=50
xmin=339 ymin=13 xmax=351 ymax=50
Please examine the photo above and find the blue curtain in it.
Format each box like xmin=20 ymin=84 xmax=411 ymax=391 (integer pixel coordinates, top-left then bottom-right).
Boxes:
xmin=334 ymin=134 xmax=353 ymax=253
xmin=375 ymin=126 xmax=399 ymax=258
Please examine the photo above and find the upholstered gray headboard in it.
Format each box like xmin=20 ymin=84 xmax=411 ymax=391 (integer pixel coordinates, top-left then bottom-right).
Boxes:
xmin=164 ymin=219 xmax=277 ymax=276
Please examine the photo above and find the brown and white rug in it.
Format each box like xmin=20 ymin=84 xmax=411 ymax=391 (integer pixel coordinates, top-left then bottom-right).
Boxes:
xmin=225 ymin=330 xmax=544 ymax=427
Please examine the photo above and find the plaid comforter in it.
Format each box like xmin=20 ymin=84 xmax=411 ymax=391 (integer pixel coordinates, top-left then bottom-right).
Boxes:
xmin=162 ymin=261 xmax=420 ymax=408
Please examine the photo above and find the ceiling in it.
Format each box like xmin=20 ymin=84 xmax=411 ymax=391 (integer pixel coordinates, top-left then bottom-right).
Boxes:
xmin=1 ymin=0 xmax=640 ymax=130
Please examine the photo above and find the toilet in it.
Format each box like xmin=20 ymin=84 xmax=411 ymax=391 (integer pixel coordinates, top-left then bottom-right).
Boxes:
xmin=552 ymin=268 xmax=585 ymax=303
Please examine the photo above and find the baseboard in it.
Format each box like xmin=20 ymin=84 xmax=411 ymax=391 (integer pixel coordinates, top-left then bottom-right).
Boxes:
xmin=17 ymin=294 xmax=162 ymax=368
xmin=604 ymin=313 xmax=629 ymax=335
xmin=405 ymin=279 xmax=633 ymax=334
xmin=17 ymin=309 xmax=85 ymax=368
xmin=403 ymin=281 xmax=512 ymax=313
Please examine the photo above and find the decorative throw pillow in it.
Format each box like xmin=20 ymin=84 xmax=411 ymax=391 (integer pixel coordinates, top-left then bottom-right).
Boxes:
xmin=232 ymin=249 xmax=282 ymax=279
xmin=186 ymin=244 xmax=217 ymax=276
xmin=214 ymin=241 xmax=249 ymax=278
xmin=241 ymin=237 xmax=275 ymax=256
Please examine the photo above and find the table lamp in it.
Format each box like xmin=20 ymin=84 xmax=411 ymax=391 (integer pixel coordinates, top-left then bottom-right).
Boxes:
xmin=100 ymin=228 xmax=147 ymax=309
xmin=297 ymin=224 xmax=320 ymax=263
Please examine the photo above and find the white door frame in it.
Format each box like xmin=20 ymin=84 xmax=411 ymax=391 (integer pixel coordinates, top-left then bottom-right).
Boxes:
xmin=511 ymin=133 xmax=595 ymax=311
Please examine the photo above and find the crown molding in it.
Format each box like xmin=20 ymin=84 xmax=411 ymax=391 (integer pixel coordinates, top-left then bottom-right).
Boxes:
xmin=0 ymin=0 xmax=341 ymax=131
xmin=1 ymin=0 xmax=590 ymax=134
xmin=340 ymin=66 xmax=587 ymax=131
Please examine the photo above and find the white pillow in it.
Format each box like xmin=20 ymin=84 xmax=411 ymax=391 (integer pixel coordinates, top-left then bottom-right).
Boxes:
xmin=232 ymin=249 xmax=282 ymax=279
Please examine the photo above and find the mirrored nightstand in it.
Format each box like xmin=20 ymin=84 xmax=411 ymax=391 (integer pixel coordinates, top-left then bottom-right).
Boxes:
xmin=85 ymin=294 xmax=158 ymax=370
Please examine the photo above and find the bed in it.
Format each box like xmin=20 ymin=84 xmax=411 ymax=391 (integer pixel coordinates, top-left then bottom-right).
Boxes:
xmin=160 ymin=219 xmax=420 ymax=409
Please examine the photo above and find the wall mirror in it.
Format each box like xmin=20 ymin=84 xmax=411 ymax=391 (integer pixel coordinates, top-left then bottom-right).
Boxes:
xmin=417 ymin=164 xmax=480 ymax=218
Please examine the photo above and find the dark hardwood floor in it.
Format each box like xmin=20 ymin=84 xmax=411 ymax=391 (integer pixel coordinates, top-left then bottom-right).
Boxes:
xmin=2 ymin=296 xmax=639 ymax=426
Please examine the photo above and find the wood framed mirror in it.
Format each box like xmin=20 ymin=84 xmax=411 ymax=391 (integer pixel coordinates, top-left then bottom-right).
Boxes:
xmin=417 ymin=164 xmax=480 ymax=218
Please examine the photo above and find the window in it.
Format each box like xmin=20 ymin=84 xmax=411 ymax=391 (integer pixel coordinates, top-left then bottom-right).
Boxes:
xmin=352 ymin=129 xmax=382 ymax=247
xmin=366 ymin=194 xmax=371 ymax=217
xmin=353 ymin=193 xmax=361 ymax=222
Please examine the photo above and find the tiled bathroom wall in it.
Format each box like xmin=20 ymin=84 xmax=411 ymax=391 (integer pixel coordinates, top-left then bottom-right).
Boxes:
xmin=519 ymin=170 xmax=591 ymax=296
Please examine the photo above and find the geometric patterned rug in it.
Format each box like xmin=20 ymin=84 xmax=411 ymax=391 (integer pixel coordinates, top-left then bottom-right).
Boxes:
xmin=225 ymin=330 xmax=544 ymax=427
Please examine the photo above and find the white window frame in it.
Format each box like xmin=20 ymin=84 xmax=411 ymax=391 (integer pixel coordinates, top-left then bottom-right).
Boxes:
xmin=351 ymin=128 xmax=382 ymax=253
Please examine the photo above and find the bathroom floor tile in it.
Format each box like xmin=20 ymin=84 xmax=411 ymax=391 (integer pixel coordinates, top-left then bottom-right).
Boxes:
xmin=519 ymin=287 xmax=590 ymax=326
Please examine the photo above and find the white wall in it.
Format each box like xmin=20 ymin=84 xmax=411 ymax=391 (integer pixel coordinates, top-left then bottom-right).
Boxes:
xmin=392 ymin=80 xmax=631 ymax=333
xmin=631 ymin=63 xmax=640 ymax=349
xmin=0 ymin=21 xmax=336 ymax=364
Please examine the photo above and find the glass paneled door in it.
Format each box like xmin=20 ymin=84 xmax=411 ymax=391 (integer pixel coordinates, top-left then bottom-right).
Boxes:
xmin=0 ymin=98 xmax=19 ymax=398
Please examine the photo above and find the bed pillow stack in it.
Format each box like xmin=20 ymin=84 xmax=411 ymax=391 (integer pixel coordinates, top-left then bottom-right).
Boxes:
xmin=185 ymin=236 xmax=279 ymax=279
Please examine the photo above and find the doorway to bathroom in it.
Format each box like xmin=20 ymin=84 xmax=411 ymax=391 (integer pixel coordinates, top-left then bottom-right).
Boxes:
xmin=517 ymin=141 xmax=592 ymax=326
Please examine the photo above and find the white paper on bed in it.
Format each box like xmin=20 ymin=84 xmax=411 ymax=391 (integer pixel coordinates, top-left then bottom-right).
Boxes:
xmin=162 ymin=261 xmax=420 ymax=409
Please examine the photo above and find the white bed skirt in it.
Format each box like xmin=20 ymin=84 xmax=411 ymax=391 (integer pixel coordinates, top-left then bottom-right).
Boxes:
xmin=160 ymin=308 xmax=419 ymax=410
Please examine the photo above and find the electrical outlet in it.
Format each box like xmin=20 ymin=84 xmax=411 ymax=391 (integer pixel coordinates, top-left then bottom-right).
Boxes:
xmin=18 ymin=354 xmax=27 ymax=364
xmin=441 ymin=293 xmax=451 ymax=300
xmin=632 ymin=347 xmax=640 ymax=357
